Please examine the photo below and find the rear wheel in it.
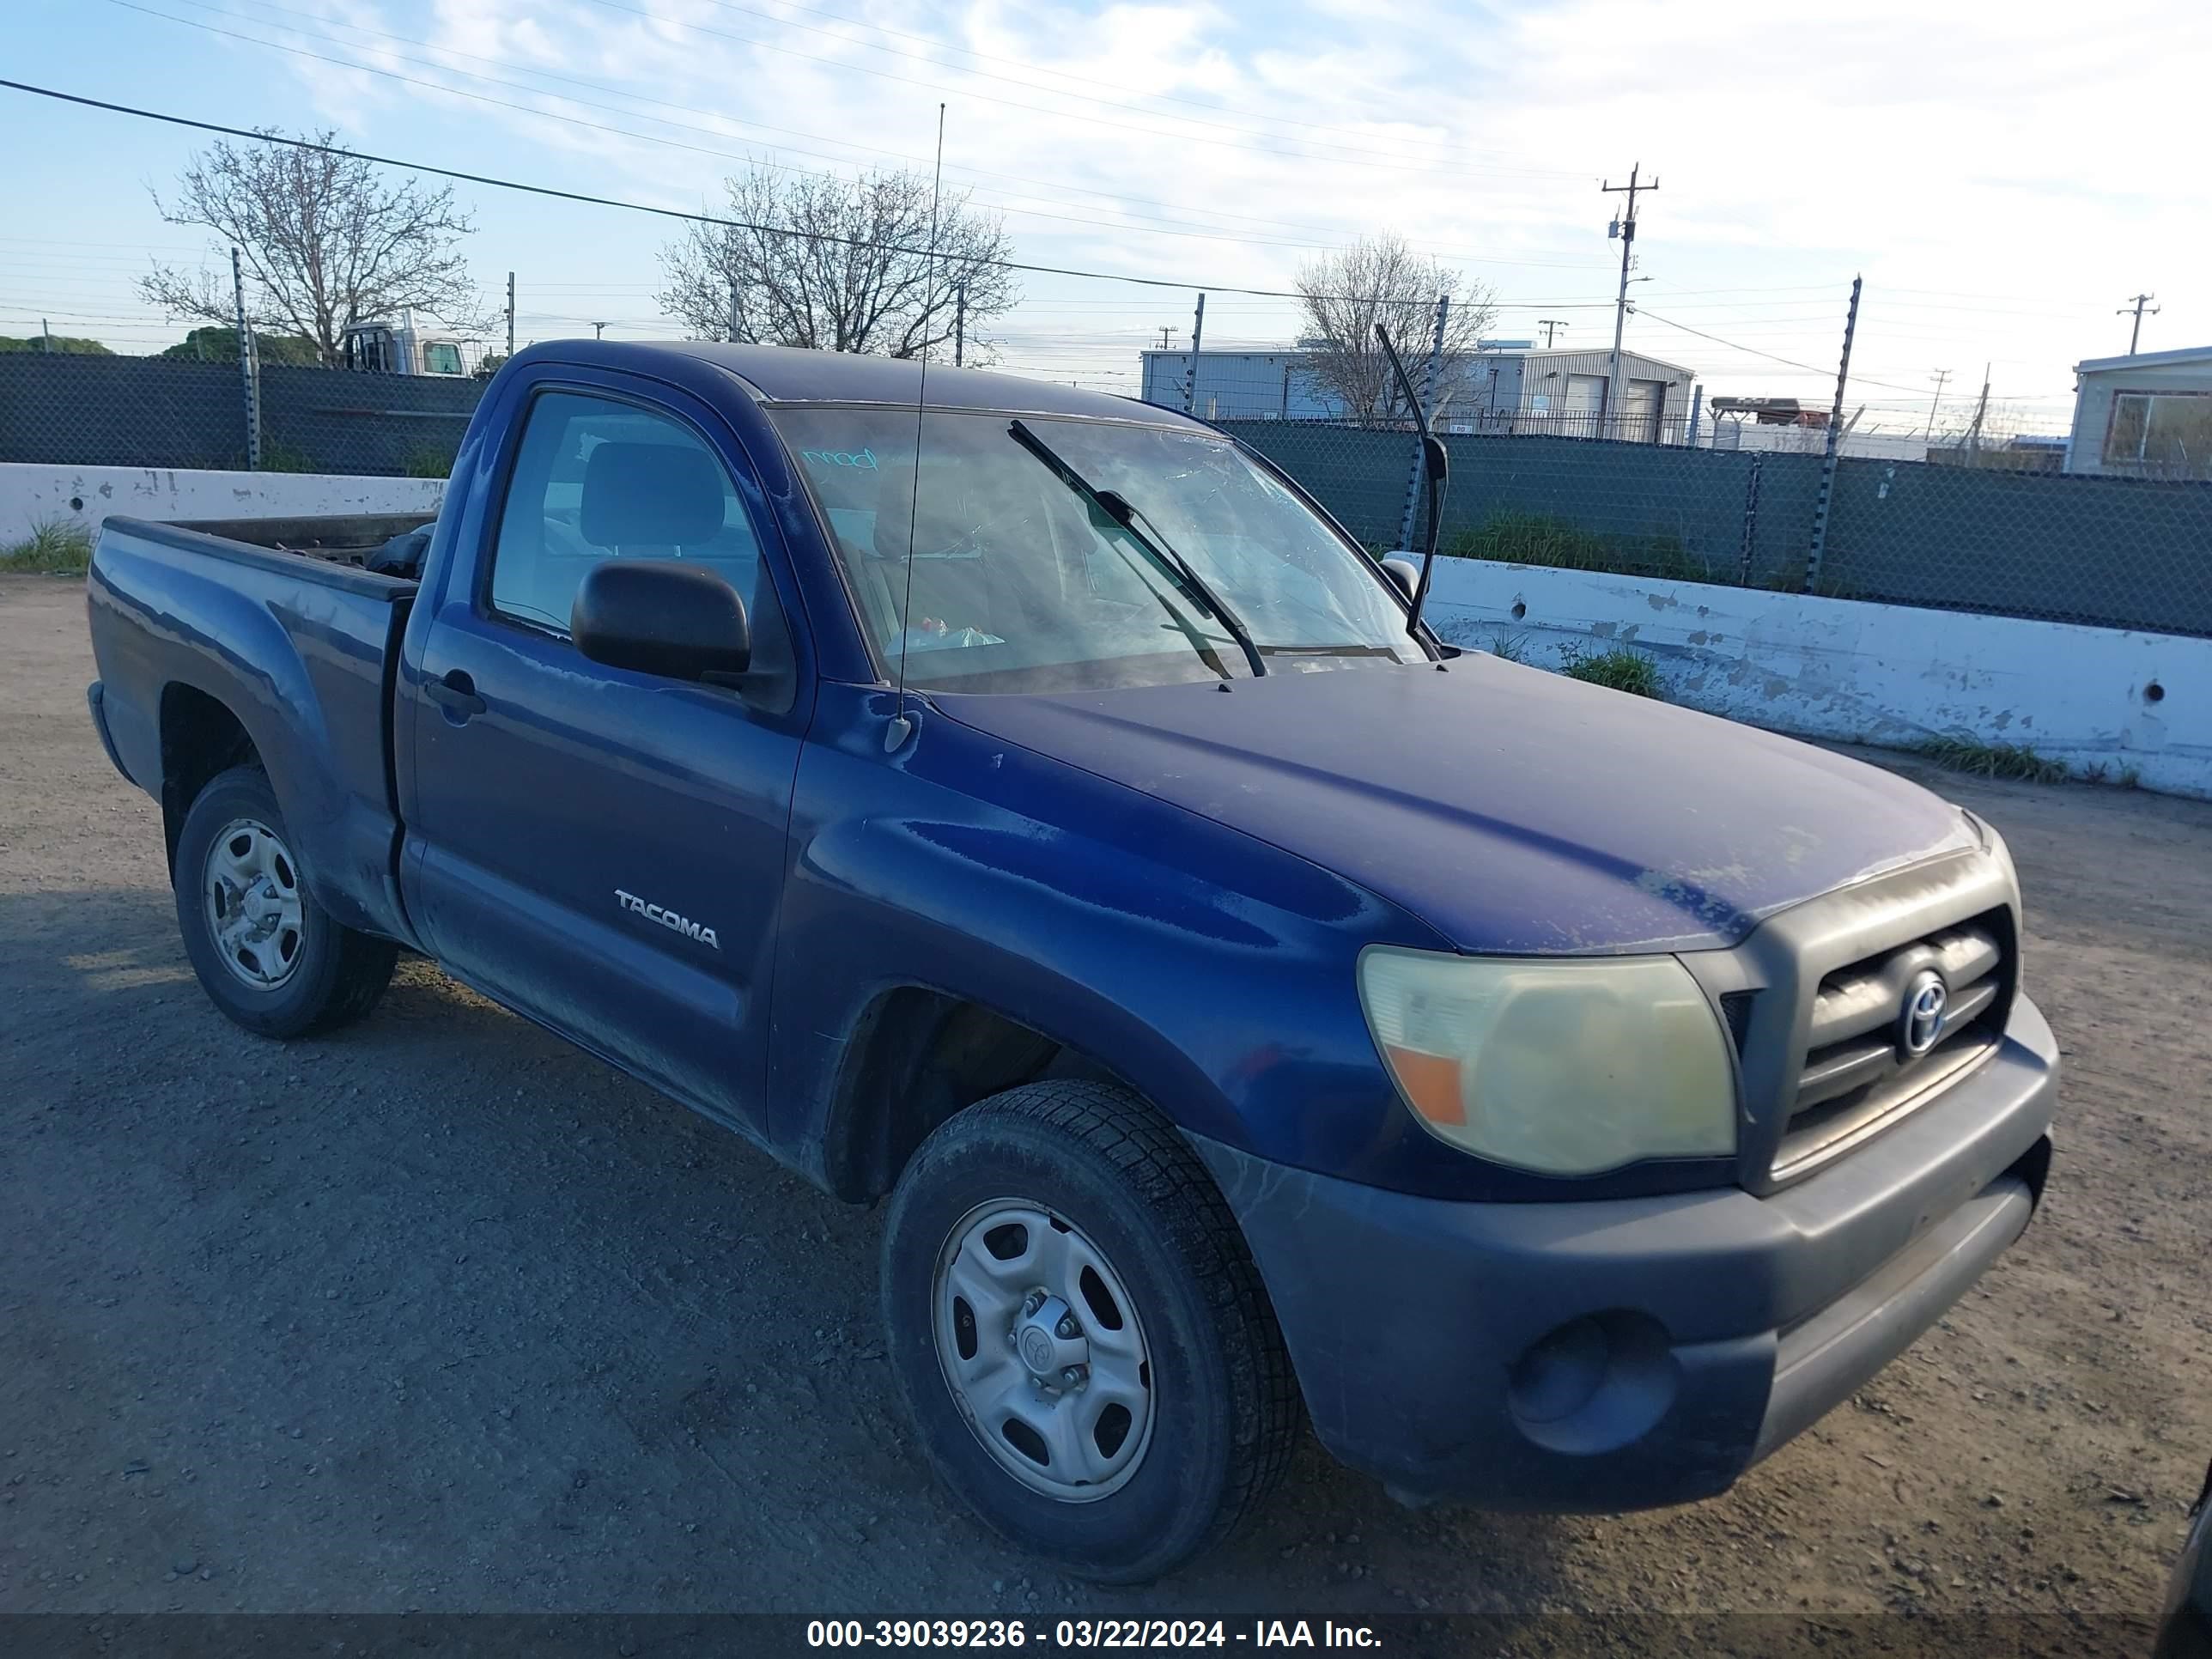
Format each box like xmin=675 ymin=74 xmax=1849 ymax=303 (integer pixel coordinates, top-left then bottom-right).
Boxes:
xmin=173 ymin=766 xmax=398 ymax=1039
xmin=882 ymin=1082 xmax=1301 ymax=1582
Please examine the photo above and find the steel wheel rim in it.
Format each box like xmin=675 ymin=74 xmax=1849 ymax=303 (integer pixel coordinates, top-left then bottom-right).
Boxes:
xmin=201 ymin=817 xmax=307 ymax=990
xmin=932 ymin=1200 xmax=1156 ymax=1503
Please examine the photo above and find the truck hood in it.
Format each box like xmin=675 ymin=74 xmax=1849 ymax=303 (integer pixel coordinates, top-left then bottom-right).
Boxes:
xmin=933 ymin=656 xmax=1978 ymax=955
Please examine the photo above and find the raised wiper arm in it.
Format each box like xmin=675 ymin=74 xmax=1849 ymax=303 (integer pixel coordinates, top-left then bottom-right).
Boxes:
xmin=1375 ymin=323 xmax=1449 ymax=645
xmin=1007 ymin=419 xmax=1265 ymax=678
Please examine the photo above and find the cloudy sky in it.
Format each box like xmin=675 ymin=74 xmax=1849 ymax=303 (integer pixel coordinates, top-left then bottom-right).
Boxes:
xmin=3 ymin=0 xmax=2203 ymax=435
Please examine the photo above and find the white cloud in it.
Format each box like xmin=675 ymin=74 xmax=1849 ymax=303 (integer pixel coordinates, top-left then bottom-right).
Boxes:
xmin=247 ymin=0 xmax=2212 ymax=420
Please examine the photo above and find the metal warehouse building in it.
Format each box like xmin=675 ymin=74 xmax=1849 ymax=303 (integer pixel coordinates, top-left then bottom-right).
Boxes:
xmin=1139 ymin=343 xmax=1698 ymax=442
xmin=1461 ymin=346 xmax=1697 ymax=442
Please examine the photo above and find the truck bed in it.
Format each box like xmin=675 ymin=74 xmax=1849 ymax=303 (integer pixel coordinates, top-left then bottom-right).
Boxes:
xmin=85 ymin=514 xmax=422 ymax=948
xmin=167 ymin=514 xmax=435 ymax=567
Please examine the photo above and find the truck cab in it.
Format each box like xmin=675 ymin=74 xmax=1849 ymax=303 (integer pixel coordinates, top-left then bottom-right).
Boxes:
xmin=343 ymin=310 xmax=469 ymax=377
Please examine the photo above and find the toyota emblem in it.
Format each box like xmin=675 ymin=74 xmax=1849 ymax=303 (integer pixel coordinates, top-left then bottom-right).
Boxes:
xmin=1019 ymin=1327 xmax=1054 ymax=1373
xmin=1899 ymin=969 xmax=1948 ymax=1057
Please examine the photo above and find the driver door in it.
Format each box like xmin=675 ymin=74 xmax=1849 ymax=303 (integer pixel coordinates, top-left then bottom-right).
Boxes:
xmin=404 ymin=376 xmax=809 ymax=1138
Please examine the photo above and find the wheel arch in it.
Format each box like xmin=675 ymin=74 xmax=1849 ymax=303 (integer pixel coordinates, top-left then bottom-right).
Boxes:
xmin=819 ymin=986 xmax=1147 ymax=1203
xmin=158 ymin=682 xmax=264 ymax=875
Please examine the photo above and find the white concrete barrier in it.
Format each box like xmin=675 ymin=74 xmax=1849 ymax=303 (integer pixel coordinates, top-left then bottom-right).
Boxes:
xmin=1 ymin=463 xmax=444 ymax=541
xmin=1420 ymin=557 xmax=2212 ymax=801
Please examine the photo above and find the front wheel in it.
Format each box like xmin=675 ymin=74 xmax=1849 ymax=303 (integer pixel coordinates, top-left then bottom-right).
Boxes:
xmin=881 ymin=1082 xmax=1302 ymax=1582
xmin=173 ymin=765 xmax=398 ymax=1039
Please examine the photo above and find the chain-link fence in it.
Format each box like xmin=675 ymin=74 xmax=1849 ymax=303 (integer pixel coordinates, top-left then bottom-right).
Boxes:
xmin=6 ymin=331 xmax=2209 ymax=640
xmin=0 ymin=352 xmax=486 ymax=477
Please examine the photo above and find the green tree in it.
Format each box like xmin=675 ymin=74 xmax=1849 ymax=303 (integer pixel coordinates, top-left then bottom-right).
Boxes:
xmin=159 ymin=325 xmax=320 ymax=365
xmin=0 ymin=335 xmax=114 ymax=355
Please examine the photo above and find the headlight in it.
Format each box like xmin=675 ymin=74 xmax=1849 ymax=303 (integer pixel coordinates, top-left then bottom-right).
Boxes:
xmin=1358 ymin=946 xmax=1737 ymax=1176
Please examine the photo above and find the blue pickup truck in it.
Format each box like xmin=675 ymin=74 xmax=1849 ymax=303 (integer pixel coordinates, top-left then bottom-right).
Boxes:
xmin=85 ymin=342 xmax=2058 ymax=1581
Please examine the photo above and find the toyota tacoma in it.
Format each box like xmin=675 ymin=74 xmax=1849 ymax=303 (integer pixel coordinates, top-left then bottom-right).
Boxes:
xmin=83 ymin=341 xmax=2058 ymax=1581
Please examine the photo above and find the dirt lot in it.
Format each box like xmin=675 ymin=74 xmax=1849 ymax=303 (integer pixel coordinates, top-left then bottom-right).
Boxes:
xmin=3 ymin=571 xmax=2207 ymax=1644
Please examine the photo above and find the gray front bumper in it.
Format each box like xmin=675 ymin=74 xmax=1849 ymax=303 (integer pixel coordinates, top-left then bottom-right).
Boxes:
xmin=1190 ymin=994 xmax=2058 ymax=1511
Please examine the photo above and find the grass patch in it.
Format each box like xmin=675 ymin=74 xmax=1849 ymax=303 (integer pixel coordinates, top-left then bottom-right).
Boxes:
xmin=257 ymin=438 xmax=321 ymax=475
xmin=1559 ymin=645 xmax=1662 ymax=698
xmin=1485 ymin=630 xmax=1534 ymax=664
xmin=1912 ymin=736 xmax=2069 ymax=784
xmin=1444 ymin=512 xmax=1716 ymax=583
xmin=1759 ymin=557 xmax=1869 ymax=601
xmin=404 ymin=445 xmax=459 ymax=480
xmin=0 ymin=518 xmax=94 ymax=574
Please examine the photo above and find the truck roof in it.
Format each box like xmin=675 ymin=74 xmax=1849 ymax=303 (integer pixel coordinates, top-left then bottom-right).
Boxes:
xmin=511 ymin=338 xmax=1190 ymax=424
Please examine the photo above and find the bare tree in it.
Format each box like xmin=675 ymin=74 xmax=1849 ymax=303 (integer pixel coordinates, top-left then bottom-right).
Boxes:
xmin=139 ymin=133 xmax=489 ymax=367
xmin=659 ymin=167 xmax=1016 ymax=358
xmin=1293 ymin=235 xmax=1496 ymax=427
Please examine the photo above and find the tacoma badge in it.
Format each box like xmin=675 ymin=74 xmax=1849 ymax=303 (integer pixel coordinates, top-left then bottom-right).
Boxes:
xmin=615 ymin=889 xmax=720 ymax=951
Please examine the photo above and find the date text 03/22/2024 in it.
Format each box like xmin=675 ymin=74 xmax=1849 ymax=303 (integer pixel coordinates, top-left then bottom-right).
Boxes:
xmin=805 ymin=1620 xmax=1383 ymax=1648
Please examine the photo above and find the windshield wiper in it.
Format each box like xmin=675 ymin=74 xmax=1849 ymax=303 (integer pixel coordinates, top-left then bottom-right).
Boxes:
xmin=1007 ymin=419 xmax=1265 ymax=678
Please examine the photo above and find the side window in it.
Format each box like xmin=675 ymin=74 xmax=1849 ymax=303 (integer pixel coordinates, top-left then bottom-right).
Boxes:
xmin=422 ymin=342 xmax=464 ymax=376
xmin=488 ymin=390 xmax=771 ymax=640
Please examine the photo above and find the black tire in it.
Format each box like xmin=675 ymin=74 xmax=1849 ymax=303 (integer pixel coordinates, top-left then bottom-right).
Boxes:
xmin=882 ymin=1081 xmax=1302 ymax=1582
xmin=173 ymin=765 xmax=398 ymax=1040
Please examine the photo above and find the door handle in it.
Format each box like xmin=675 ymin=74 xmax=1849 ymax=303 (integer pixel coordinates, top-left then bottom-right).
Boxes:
xmin=426 ymin=669 xmax=487 ymax=720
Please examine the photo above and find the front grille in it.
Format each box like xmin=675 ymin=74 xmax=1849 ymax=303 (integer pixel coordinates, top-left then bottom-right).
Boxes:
xmin=1770 ymin=911 xmax=2011 ymax=1176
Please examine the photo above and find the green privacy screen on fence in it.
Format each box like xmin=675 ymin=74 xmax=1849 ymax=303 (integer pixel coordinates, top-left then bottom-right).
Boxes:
xmin=0 ymin=353 xmax=484 ymax=478
xmin=1221 ymin=420 xmax=2212 ymax=640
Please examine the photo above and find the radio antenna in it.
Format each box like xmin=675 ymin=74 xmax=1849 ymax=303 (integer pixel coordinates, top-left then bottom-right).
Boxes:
xmin=887 ymin=102 xmax=946 ymax=751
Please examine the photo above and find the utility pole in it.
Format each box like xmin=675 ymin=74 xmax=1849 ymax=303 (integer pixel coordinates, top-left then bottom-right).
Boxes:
xmin=2117 ymin=292 xmax=2159 ymax=355
xmin=1601 ymin=163 xmax=1657 ymax=440
xmin=1156 ymin=326 xmax=1176 ymax=350
xmin=505 ymin=271 xmax=516 ymax=358
xmin=591 ymin=322 xmax=606 ymax=340
xmin=1964 ymin=362 xmax=1990 ymax=458
xmin=1804 ymin=275 xmax=1862 ymax=592
xmin=232 ymin=246 xmax=261 ymax=471
xmin=728 ymin=278 xmax=740 ymax=343
xmin=1536 ymin=319 xmax=1569 ymax=348
xmin=40 ymin=318 xmax=52 ymax=354
xmin=1181 ymin=292 xmax=1206 ymax=415
xmin=1924 ymin=368 xmax=1952 ymax=440
xmin=954 ymin=281 xmax=967 ymax=368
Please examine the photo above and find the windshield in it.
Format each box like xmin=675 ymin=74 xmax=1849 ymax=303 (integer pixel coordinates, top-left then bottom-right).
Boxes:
xmin=770 ymin=407 xmax=1425 ymax=693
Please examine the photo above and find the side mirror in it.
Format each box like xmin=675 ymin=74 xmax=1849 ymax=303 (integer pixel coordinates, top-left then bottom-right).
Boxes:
xmin=572 ymin=560 xmax=750 ymax=684
xmin=1381 ymin=556 xmax=1421 ymax=600
xmin=1422 ymin=434 xmax=1449 ymax=487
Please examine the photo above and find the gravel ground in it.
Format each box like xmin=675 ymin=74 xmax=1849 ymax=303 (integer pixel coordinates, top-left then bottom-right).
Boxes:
xmin=3 ymin=571 xmax=2207 ymax=1644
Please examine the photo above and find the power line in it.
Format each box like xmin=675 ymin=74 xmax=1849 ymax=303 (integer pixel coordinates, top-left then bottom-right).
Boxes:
xmin=0 ymin=77 xmax=1524 ymax=305
xmin=1632 ymin=307 xmax=1934 ymax=395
